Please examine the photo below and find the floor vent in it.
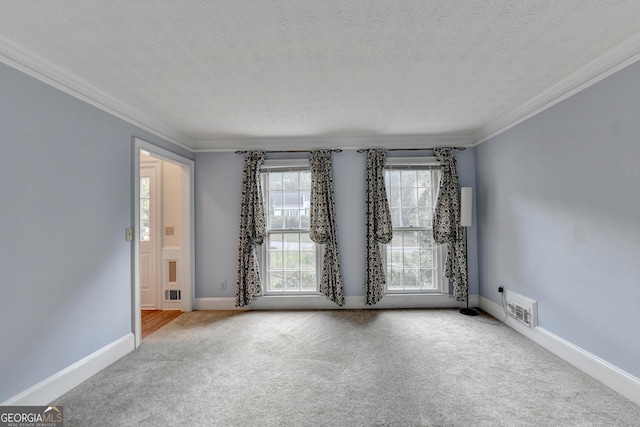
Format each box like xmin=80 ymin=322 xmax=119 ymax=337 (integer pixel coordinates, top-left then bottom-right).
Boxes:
xmin=506 ymin=290 xmax=538 ymax=328
xmin=165 ymin=289 xmax=181 ymax=301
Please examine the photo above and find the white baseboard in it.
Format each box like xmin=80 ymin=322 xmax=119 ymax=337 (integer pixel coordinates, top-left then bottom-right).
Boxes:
xmin=2 ymin=333 xmax=135 ymax=406
xmin=195 ymin=294 xmax=479 ymax=311
xmin=479 ymin=296 xmax=640 ymax=407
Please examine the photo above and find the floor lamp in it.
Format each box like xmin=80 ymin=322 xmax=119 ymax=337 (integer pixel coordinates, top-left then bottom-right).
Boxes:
xmin=459 ymin=187 xmax=478 ymax=316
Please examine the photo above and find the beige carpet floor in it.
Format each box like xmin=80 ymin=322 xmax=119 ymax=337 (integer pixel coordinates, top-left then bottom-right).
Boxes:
xmin=55 ymin=309 xmax=640 ymax=426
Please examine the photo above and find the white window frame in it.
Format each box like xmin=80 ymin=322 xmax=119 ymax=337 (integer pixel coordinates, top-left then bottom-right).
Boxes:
xmin=260 ymin=159 xmax=322 ymax=295
xmin=382 ymin=157 xmax=448 ymax=295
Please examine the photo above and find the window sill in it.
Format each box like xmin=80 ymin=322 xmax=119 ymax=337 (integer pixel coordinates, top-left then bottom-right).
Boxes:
xmin=385 ymin=291 xmax=444 ymax=296
xmin=250 ymin=294 xmax=337 ymax=310
xmin=262 ymin=293 xmax=321 ymax=298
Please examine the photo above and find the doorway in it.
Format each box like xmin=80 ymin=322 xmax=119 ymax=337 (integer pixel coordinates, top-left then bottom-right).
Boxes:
xmin=133 ymin=138 xmax=195 ymax=347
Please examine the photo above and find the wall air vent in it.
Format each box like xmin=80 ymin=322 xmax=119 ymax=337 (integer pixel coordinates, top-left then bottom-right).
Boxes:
xmin=165 ymin=289 xmax=181 ymax=301
xmin=506 ymin=290 xmax=538 ymax=328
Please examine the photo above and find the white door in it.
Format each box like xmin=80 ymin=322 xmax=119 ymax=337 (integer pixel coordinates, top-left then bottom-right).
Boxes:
xmin=140 ymin=163 xmax=159 ymax=309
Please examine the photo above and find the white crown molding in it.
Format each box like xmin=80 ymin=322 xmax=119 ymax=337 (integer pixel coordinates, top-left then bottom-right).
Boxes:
xmin=0 ymin=34 xmax=194 ymax=152
xmin=0 ymin=37 xmax=474 ymax=153
xmin=0 ymin=34 xmax=473 ymax=153
xmin=191 ymin=133 xmax=476 ymax=152
xmin=474 ymin=32 xmax=640 ymax=145
xmin=5 ymin=25 xmax=640 ymax=152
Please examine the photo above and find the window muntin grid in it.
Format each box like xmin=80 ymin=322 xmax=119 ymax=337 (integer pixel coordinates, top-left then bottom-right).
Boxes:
xmin=384 ymin=167 xmax=442 ymax=293
xmin=263 ymin=168 xmax=319 ymax=294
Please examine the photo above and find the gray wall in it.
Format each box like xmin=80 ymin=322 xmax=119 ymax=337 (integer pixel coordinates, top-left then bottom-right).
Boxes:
xmin=0 ymin=62 xmax=191 ymax=402
xmin=476 ymin=61 xmax=640 ymax=378
xmin=195 ymin=148 xmax=478 ymax=300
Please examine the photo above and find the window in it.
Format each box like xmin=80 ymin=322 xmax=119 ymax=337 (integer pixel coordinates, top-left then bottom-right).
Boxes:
xmin=262 ymin=161 xmax=320 ymax=294
xmin=384 ymin=158 xmax=445 ymax=293
xmin=140 ymin=177 xmax=151 ymax=241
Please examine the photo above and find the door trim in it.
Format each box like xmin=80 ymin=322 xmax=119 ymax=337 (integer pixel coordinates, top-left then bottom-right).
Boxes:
xmin=133 ymin=138 xmax=195 ymax=348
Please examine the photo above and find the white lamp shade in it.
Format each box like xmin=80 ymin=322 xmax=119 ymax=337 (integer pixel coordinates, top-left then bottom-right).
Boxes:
xmin=460 ymin=187 xmax=472 ymax=227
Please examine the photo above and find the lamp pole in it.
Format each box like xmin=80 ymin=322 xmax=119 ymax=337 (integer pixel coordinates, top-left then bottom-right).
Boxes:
xmin=459 ymin=187 xmax=477 ymax=316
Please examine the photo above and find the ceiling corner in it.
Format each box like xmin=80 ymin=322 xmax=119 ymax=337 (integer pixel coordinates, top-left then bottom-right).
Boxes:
xmin=474 ymin=31 xmax=640 ymax=145
xmin=0 ymin=33 xmax=194 ymax=151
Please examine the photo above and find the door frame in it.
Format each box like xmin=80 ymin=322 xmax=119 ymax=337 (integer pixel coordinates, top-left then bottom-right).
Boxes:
xmin=133 ymin=137 xmax=195 ymax=348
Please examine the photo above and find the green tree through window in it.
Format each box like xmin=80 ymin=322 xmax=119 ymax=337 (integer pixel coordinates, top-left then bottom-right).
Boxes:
xmin=263 ymin=165 xmax=318 ymax=293
xmin=385 ymin=166 xmax=442 ymax=292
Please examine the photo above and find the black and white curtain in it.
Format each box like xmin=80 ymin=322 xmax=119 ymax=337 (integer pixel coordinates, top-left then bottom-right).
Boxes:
xmin=433 ymin=147 xmax=468 ymax=301
xmin=235 ymin=151 xmax=266 ymax=307
xmin=365 ymin=149 xmax=393 ymax=305
xmin=309 ymin=150 xmax=345 ymax=306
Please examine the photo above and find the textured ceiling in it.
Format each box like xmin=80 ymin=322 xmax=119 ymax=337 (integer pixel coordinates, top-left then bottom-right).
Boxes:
xmin=1 ymin=1 xmax=640 ymax=150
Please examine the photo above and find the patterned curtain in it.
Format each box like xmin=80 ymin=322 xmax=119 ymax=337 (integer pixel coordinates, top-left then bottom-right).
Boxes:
xmin=433 ymin=147 xmax=468 ymax=301
xmin=365 ymin=149 xmax=393 ymax=305
xmin=235 ymin=151 xmax=266 ymax=307
xmin=309 ymin=150 xmax=345 ymax=306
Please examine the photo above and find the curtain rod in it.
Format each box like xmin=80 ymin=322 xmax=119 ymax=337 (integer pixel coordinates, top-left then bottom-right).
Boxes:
xmin=234 ymin=147 xmax=464 ymax=154
xmin=235 ymin=149 xmax=343 ymax=154
xmin=356 ymin=147 xmax=467 ymax=153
